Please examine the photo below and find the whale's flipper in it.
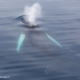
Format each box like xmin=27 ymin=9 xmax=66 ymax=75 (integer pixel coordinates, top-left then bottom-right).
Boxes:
xmin=45 ymin=33 xmax=62 ymax=47
xmin=17 ymin=33 xmax=25 ymax=52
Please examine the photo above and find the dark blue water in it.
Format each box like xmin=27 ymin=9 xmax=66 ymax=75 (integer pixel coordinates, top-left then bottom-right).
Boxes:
xmin=0 ymin=0 xmax=80 ymax=80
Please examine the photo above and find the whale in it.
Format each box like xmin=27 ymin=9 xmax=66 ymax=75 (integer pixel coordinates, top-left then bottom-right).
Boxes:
xmin=17 ymin=16 xmax=62 ymax=52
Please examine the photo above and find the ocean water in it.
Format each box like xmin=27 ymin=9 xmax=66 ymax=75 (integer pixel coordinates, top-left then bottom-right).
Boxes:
xmin=0 ymin=0 xmax=80 ymax=80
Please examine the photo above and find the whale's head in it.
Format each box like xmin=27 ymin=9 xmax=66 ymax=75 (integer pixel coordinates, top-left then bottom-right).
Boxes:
xmin=22 ymin=16 xmax=39 ymax=28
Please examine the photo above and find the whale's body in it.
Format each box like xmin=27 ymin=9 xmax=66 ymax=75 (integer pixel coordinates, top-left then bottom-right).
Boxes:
xmin=17 ymin=16 xmax=62 ymax=52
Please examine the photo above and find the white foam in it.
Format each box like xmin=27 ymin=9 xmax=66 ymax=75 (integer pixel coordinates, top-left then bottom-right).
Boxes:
xmin=24 ymin=3 xmax=41 ymax=25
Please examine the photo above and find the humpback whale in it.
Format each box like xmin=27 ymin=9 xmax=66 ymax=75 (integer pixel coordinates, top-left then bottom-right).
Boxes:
xmin=17 ymin=16 xmax=62 ymax=52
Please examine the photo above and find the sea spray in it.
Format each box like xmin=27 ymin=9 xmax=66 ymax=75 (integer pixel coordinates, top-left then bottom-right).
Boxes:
xmin=24 ymin=3 xmax=41 ymax=24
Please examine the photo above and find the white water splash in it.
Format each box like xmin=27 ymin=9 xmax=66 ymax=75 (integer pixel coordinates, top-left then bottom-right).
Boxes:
xmin=24 ymin=3 xmax=41 ymax=24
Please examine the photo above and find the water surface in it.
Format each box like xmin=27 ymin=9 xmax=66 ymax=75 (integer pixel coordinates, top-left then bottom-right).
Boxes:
xmin=0 ymin=0 xmax=80 ymax=80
